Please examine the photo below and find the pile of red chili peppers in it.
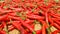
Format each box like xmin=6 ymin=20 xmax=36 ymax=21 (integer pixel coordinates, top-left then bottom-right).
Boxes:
xmin=0 ymin=0 xmax=60 ymax=34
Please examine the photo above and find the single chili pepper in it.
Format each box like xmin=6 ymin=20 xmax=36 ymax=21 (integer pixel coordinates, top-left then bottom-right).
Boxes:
xmin=8 ymin=16 xmax=21 ymax=20
xmin=25 ymin=19 xmax=34 ymax=24
xmin=8 ymin=13 xmax=17 ymax=16
xmin=27 ymin=14 xmax=44 ymax=20
xmin=39 ymin=6 xmax=47 ymax=12
xmin=52 ymin=18 xmax=60 ymax=21
xmin=48 ymin=16 xmax=54 ymax=25
xmin=0 ymin=15 xmax=8 ymax=21
xmin=12 ymin=8 xmax=24 ymax=11
xmin=45 ymin=11 xmax=49 ymax=26
xmin=42 ymin=23 xmax=46 ymax=34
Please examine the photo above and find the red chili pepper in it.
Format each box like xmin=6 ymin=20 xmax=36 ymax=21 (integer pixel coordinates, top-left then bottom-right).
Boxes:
xmin=48 ymin=16 xmax=54 ymax=25
xmin=0 ymin=3 xmax=6 ymax=8
xmin=52 ymin=18 xmax=60 ymax=25
xmin=0 ymin=24 xmax=4 ymax=29
xmin=27 ymin=7 xmax=32 ymax=11
xmin=48 ymin=17 xmax=60 ymax=30
xmin=52 ymin=30 xmax=60 ymax=34
xmin=42 ymin=23 xmax=46 ymax=34
xmin=38 ymin=20 xmax=48 ymax=28
xmin=8 ymin=16 xmax=21 ymax=20
xmin=50 ymin=11 xmax=60 ymax=17
xmin=12 ymin=21 xmax=27 ymax=34
xmin=0 ymin=30 xmax=6 ymax=34
xmin=36 ymin=30 xmax=42 ymax=34
xmin=0 ymin=15 xmax=8 ymax=21
xmin=39 ymin=11 xmax=45 ymax=16
xmin=39 ymin=6 xmax=47 ymax=12
xmin=52 ymin=18 xmax=60 ymax=21
xmin=21 ymin=20 xmax=34 ymax=32
xmin=45 ymin=11 xmax=49 ymax=26
xmin=49 ymin=13 xmax=60 ymax=18
xmin=27 ymin=14 xmax=44 ymax=20
xmin=25 ymin=19 xmax=34 ymax=24
xmin=0 ymin=0 xmax=60 ymax=34
xmin=30 ymin=24 xmax=34 ymax=29
xmin=12 ymin=0 xmax=21 ymax=3
xmin=8 ymin=25 xmax=14 ymax=31
xmin=53 ymin=23 xmax=60 ymax=30
xmin=8 ymin=12 xmax=18 ymax=17
xmin=11 ymin=16 xmax=35 ymax=32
